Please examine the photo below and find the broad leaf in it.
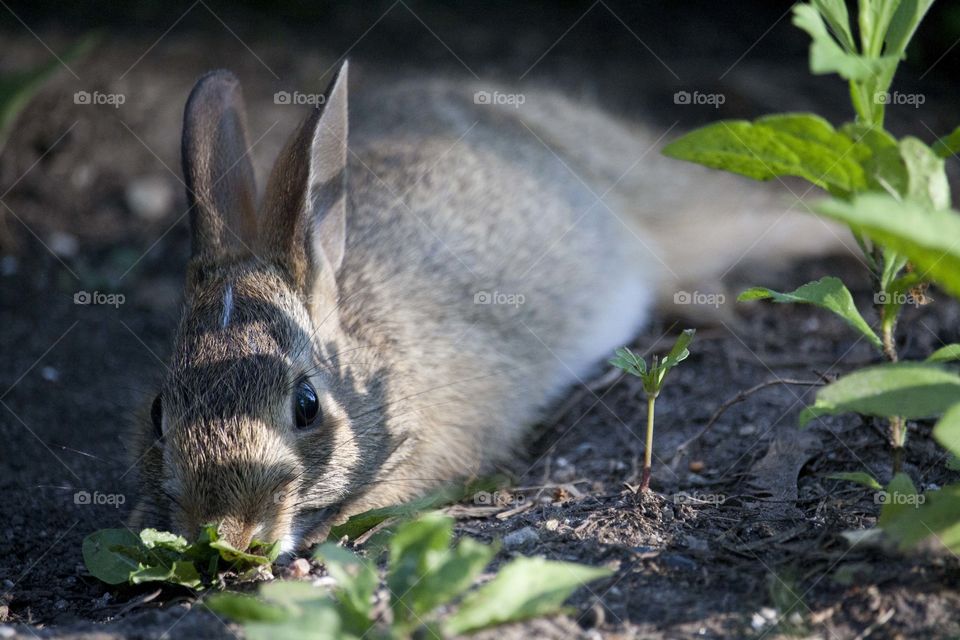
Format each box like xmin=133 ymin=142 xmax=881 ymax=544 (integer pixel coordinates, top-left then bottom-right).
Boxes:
xmin=933 ymin=403 xmax=960 ymax=459
xmin=662 ymin=117 xmax=868 ymax=195
xmin=841 ymin=123 xmax=907 ymax=196
xmin=928 ymin=345 xmax=960 ymax=363
xmin=386 ymin=513 xmax=456 ymax=625
xmin=82 ymin=529 xmax=142 ymax=585
xmin=882 ymin=483 xmax=960 ymax=553
xmin=207 ymin=593 xmax=289 ymax=623
xmin=899 ymin=137 xmax=950 ymax=209
xmin=885 ymin=0 xmax=937 ymax=56
xmin=799 ymin=362 xmax=960 ymax=426
xmin=313 ymin=544 xmax=376 ymax=634
xmin=130 ymin=560 xmax=202 ymax=589
xmin=444 ymin=557 xmax=613 ymax=635
xmin=662 ymin=329 xmax=696 ymax=371
xmin=816 ymin=194 xmax=960 ymax=299
xmin=739 ymin=277 xmax=882 ymax=351
xmin=878 ymin=472 xmax=919 ymax=527
xmin=932 ymin=125 xmax=960 ymax=159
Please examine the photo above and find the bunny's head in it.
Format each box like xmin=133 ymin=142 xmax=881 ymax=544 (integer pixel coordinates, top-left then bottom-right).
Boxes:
xmin=130 ymin=63 xmax=394 ymax=552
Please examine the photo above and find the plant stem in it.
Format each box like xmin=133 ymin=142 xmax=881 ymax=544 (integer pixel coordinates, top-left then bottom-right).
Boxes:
xmin=641 ymin=394 xmax=656 ymax=491
xmin=881 ymin=309 xmax=905 ymax=471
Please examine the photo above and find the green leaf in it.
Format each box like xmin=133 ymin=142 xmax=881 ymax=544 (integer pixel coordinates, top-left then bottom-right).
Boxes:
xmin=130 ymin=560 xmax=203 ymax=589
xmin=242 ymin=602 xmax=342 ymax=640
xmin=928 ymin=345 xmax=960 ymax=363
xmin=932 ymin=125 xmax=960 ymax=159
xmin=899 ymin=137 xmax=950 ymax=209
xmin=859 ymin=0 xmax=902 ymax=57
xmin=826 ymin=471 xmax=882 ymax=490
xmin=313 ymin=544 xmax=376 ymax=634
xmin=841 ymin=123 xmax=908 ymax=196
xmin=799 ymin=362 xmax=960 ymax=426
xmin=738 ymin=277 xmax=882 ymax=351
xmin=816 ymin=194 xmax=960 ymax=299
xmin=210 ymin=538 xmax=277 ymax=567
xmin=206 ymin=592 xmax=290 ymax=623
xmin=813 ymin=0 xmax=856 ymax=51
xmin=609 ymin=346 xmax=646 ymax=378
xmin=386 ymin=513 xmax=457 ymax=625
xmin=444 ymin=557 xmax=613 ymax=635
xmin=883 ymin=483 xmax=960 ymax=552
xmin=140 ymin=529 xmax=190 ymax=553
xmin=933 ymin=403 xmax=960 ymax=459
xmin=663 ymin=117 xmax=868 ymax=195
xmin=661 ymin=329 xmax=696 ymax=371
xmin=879 ymin=472 xmax=920 ymax=527
xmin=793 ymin=4 xmax=898 ymax=81
xmin=885 ymin=0 xmax=936 ymax=56
xmin=82 ymin=529 xmax=142 ymax=585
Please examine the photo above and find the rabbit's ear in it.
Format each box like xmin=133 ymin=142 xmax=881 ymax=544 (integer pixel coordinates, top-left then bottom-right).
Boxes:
xmin=182 ymin=70 xmax=258 ymax=260
xmin=259 ymin=61 xmax=348 ymax=293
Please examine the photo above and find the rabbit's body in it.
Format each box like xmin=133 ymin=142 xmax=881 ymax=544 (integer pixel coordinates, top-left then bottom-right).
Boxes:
xmin=132 ymin=64 xmax=838 ymax=551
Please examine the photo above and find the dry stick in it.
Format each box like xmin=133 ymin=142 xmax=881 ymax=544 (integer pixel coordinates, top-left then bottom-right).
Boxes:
xmin=670 ymin=378 xmax=825 ymax=466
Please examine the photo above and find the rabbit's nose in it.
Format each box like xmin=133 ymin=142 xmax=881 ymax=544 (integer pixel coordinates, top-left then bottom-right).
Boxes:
xmin=217 ymin=516 xmax=257 ymax=551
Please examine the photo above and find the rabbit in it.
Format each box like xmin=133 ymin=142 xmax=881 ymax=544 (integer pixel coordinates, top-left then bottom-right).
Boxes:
xmin=129 ymin=61 xmax=842 ymax=552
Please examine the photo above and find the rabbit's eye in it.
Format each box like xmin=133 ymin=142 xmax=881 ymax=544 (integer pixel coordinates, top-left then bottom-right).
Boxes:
xmin=151 ymin=394 xmax=163 ymax=438
xmin=294 ymin=380 xmax=321 ymax=429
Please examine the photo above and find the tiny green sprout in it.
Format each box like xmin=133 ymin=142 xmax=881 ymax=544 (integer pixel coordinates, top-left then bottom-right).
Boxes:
xmin=610 ymin=329 xmax=695 ymax=491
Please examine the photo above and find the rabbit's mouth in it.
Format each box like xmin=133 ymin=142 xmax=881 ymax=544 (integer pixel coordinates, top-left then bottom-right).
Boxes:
xmin=291 ymin=505 xmax=339 ymax=550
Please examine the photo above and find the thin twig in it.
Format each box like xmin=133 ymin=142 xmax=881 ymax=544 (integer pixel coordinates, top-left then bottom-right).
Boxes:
xmin=671 ymin=378 xmax=825 ymax=465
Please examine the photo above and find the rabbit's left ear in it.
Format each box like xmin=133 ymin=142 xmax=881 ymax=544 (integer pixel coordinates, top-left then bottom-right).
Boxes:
xmin=182 ymin=70 xmax=259 ymax=260
xmin=259 ymin=61 xmax=348 ymax=293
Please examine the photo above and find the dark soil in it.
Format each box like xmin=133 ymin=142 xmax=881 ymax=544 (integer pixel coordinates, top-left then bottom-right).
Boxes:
xmin=2 ymin=2 xmax=960 ymax=638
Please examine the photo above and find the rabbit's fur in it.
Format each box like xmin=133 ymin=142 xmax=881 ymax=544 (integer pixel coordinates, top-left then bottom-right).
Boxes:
xmin=130 ymin=62 xmax=836 ymax=551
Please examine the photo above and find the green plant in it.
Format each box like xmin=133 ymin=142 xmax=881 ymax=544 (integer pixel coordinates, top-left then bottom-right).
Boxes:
xmin=82 ymin=524 xmax=280 ymax=589
xmin=662 ymin=0 xmax=951 ymax=466
xmin=610 ymin=329 xmax=695 ymax=491
xmin=208 ymin=512 xmax=612 ymax=639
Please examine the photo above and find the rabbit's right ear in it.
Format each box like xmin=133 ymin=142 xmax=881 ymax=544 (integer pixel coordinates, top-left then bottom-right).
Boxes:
xmin=182 ymin=70 xmax=258 ymax=261
xmin=258 ymin=62 xmax=349 ymax=296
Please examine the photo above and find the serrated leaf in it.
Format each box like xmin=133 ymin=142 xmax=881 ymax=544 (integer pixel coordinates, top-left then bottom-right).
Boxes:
xmin=799 ymin=363 xmax=960 ymax=426
xmin=928 ymin=345 xmax=960 ymax=363
xmin=738 ymin=277 xmax=882 ymax=351
xmin=816 ymin=194 xmax=960 ymax=299
xmin=609 ymin=346 xmax=646 ymax=377
xmin=81 ymin=529 xmax=142 ymax=585
xmin=899 ymin=137 xmax=950 ymax=209
xmin=130 ymin=559 xmax=203 ymax=589
xmin=826 ymin=471 xmax=882 ymax=490
xmin=663 ymin=117 xmax=868 ymax=195
xmin=444 ymin=557 xmax=613 ymax=635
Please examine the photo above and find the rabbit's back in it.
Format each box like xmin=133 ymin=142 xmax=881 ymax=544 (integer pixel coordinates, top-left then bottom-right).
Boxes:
xmin=337 ymin=80 xmax=656 ymax=466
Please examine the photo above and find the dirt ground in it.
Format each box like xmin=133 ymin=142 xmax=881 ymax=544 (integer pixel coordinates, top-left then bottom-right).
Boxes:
xmin=2 ymin=2 xmax=960 ymax=638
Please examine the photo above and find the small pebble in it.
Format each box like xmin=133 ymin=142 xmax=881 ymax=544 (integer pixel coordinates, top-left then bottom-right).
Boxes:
xmin=41 ymin=366 xmax=60 ymax=382
xmin=503 ymin=526 xmax=539 ymax=549
xmin=125 ymin=176 xmax=174 ymax=221
xmin=738 ymin=424 xmax=758 ymax=436
xmin=688 ymin=460 xmax=705 ymax=473
xmin=55 ymin=598 xmax=68 ymax=610
xmin=48 ymin=231 xmax=78 ymax=259
xmin=544 ymin=519 xmax=559 ymax=532
xmin=2 ymin=579 xmax=13 ymax=589
xmin=285 ymin=557 xmax=311 ymax=579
